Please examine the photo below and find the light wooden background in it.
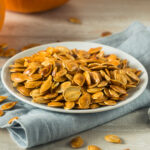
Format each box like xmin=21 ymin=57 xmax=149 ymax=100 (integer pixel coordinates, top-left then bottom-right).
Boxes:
xmin=1 ymin=0 xmax=150 ymax=149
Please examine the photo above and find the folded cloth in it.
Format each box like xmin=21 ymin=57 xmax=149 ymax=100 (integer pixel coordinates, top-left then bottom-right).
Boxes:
xmin=0 ymin=22 xmax=150 ymax=148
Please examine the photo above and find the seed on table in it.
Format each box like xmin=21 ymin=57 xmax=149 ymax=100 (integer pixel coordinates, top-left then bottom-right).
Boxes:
xmin=1 ymin=102 xmax=18 ymax=110
xmin=88 ymin=145 xmax=102 ymax=150
xmin=104 ymin=134 xmax=122 ymax=143
xmin=70 ymin=136 xmax=84 ymax=148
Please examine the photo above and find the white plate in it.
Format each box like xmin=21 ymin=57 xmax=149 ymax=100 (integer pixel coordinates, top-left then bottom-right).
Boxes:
xmin=1 ymin=41 xmax=148 ymax=113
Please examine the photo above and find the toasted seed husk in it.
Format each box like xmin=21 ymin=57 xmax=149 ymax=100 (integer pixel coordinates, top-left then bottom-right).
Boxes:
xmin=32 ymin=97 xmax=51 ymax=104
xmin=1 ymin=102 xmax=18 ymax=110
xmin=88 ymin=145 xmax=102 ymax=150
xmin=70 ymin=136 xmax=84 ymax=148
xmin=23 ymin=62 xmax=39 ymax=76
xmin=109 ymin=89 xmax=120 ymax=98
xmin=64 ymin=86 xmax=81 ymax=102
xmin=65 ymin=61 xmax=78 ymax=72
xmin=44 ymin=93 xmax=58 ymax=99
xmin=10 ymin=68 xmax=25 ymax=73
xmin=66 ymin=74 xmax=73 ymax=81
xmin=97 ymin=81 xmax=108 ymax=87
xmin=0 ymin=96 xmax=8 ymax=103
xmin=53 ymin=95 xmax=64 ymax=102
xmin=64 ymin=101 xmax=75 ymax=110
xmin=73 ymin=73 xmax=85 ymax=86
xmin=48 ymin=101 xmax=64 ymax=107
xmin=104 ymin=134 xmax=121 ymax=143
xmin=26 ymin=74 xmax=42 ymax=81
xmin=30 ymin=89 xmax=44 ymax=98
xmin=11 ymin=73 xmax=26 ymax=83
xmin=78 ymin=93 xmax=91 ymax=109
xmin=87 ymin=88 xmax=103 ymax=93
xmin=40 ymin=75 xmax=52 ymax=93
xmin=90 ymin=103 xmax=100 ymax=109
xmin=110 ymin=85 xmax=127 ymax=94
xmin=92 ymin=92 xmax=104 ymax=99
xmin=25 ymin=81 xmax=43 ymax=88
xmin=88 ymin=47 xmax=102 ymax=54
xmin=60 ymin=81 xmax=71 ymax=92
xmin=104 ymin=100 xmax=117 ymax=105
xmin=126 ymin=71 xmax=140 ymax=81
xmin=104 ymin=88 xmax=111 ymax=97
xmin=83 ymin=71 xmax=91 ymax=86
xmin=17 ymin=86 xmax=32 ymax=96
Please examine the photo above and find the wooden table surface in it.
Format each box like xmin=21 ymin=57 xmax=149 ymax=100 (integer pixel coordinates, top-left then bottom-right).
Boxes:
xmin=1 ymin=0 xmax=150 ymax=149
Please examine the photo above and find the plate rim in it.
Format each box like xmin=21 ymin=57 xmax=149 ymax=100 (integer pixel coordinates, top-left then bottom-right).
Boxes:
xmin=1 ymin=41 xmax=149 ymax=114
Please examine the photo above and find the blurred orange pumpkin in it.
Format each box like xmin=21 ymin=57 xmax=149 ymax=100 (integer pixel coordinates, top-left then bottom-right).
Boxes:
xmin=5 ymin=0 xmax=69 ymax=13
xmin=0 ymin=0 xmax=5 ymax=30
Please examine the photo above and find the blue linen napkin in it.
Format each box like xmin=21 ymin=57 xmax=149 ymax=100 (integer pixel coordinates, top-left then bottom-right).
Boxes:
xmin=0 ymin=22 xmax=150 ymax=148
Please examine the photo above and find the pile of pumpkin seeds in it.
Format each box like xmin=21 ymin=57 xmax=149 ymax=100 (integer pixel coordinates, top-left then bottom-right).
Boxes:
xmin=9 ymin=46 xmax=141 ymax=110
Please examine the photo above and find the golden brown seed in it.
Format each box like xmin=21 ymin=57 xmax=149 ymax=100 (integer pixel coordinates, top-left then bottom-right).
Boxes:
xmin=65 ymin=61 xmax=78 ymax=72
xmin=84 ymin=71 xmax=91 ymax=85
xmin=0 ymin=96 xmax=8 ymax=103
xmin=109 ymin=89 xmax=119 ymax=98
xmin=11 ymin=73 xmax=26 ymax=83
xmin=10 ymin=68 xmax=25 ymax=73
xmin=0 ymin=109 xmax=4 ymax=117
xmin=32 ymin=97 xmax=51 ymax=104
xmin=104 ymin=88 xmax=111 ymax=97
xmin=70 ymin=136 xmax=84 ymax=148
xmin=104 ymin=134 xmax=121 ymax=143
xmin=30 ymin=89 xmax=43 ymax=98
xmin=88 ymin=145 xmax=102 ymax=150
xmin=17 ymin=86 xmax=32 ymax=96
xmin=88 ymin=47 xmax=102 ymax=54
xmin=69 ymin=17 xmax=81 ymax=24
xmin=44 ymin=93 xmax=58 ymax=99
xmin=101 ymin=31 xmax=112 ymax=37
xmin=55 ymin=69 xmax=67 ymax=78
xmin=78 ymin=93 xmax=91 ymax=109
xmin=55 ymin=46 xmax=70 ymax=53
xmin=126 ymin=71 xmax=139 ymax=81
xmin=53 ymin=95 xmax=64 ymax=102
xmin=23 ymin=63 xmax=39 ymax=76
xmin=110 ymin=85 xmax=127 ymax=94
xmin=60 ymin=81 xmax=71 ymax=92
xmin=25 ymin=81 xmax=43 ymax=89
xmin=8 ymin=117 xmax=19 ymax=124
xmin=92 ymin=92 xmax=104 ymax=100
xmin=90 ymin=103 xmax=100 ymax=109
xmin=73 ymin=73 xmax=85 ymax=86
xmin=104 ymin=100 xmax=117 ymax=105
xmin=97 ymin=81 xmax=108 ymax=87
xmin=64 ymin=101 xmax=75 ymax=110
xmin=48 ymin=101 xmax=64 ymax=107
xmin=64 ymin=86 xmax=81 ymax=102
xmin=27 ymin=74 xmax=42 ymax=81
xmin=1 ymin=102 xmax=18 ymax=110
xmin=40 ymin=75 xmax=52 ymax=93
xmin=91 ymin=71 xmax=100 ymax=85
xmin=87 ymin=88 xmax=103 ymax=93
